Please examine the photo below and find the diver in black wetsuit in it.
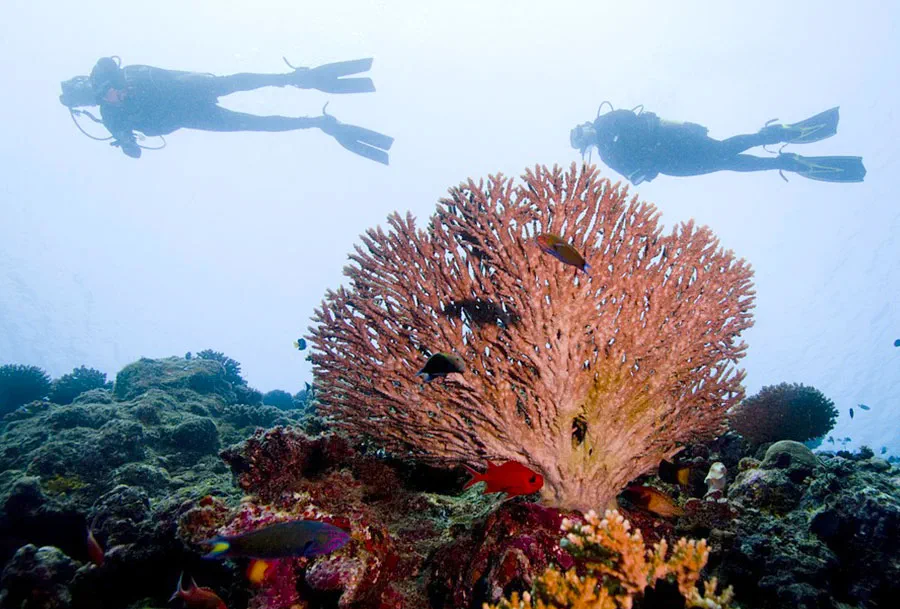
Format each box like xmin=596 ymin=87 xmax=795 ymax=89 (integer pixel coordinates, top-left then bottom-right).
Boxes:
xmin=569 ymin=103 xmax=865 ymax=184
xmin=59 ymin=56 xmax=394 ymax=165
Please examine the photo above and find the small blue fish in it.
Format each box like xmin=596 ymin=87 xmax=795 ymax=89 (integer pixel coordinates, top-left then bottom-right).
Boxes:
xmin=858 ymin=403 xmax=870 ymax=411
xmin=293 ymin=338 xmax=307 ymax=351
xmin=881 ymin=446 xmax=887 ymax=455
xmin=849 ymin=408 xmax=854 ymax=419
xmin=894 ymin=339 xmax=900 ymax=347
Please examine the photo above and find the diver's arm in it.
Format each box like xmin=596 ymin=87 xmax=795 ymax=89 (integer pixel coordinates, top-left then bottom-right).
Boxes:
xmin=100 ymin=106 xmax=141 ymax=158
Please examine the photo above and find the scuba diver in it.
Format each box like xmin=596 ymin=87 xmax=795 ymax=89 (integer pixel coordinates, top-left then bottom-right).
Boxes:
xmin=570 ymin=103 xmax=865 ymax=184
xmin=59 ymin=56 xmax=394 ymax=164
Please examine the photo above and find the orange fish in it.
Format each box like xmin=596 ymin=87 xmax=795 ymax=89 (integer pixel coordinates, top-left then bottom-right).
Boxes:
xmin=535 ymin=234 xmax=591 ymax=273
xmin=463 ymin=461 xmax=544 ymax=498
xmin=622 ymin=485 xmax=684 ymax=518
xmin=246 ymin=559 xmax=272 ymax=585
xmin=86 ymin=522 xmax=104 ymax=567
xmin=170 ymin=572 xmax=227 ymax=609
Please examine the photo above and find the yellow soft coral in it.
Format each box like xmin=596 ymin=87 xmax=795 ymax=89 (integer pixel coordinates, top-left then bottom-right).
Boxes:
xmin=485 ymin=509 xmax=734 ymax=609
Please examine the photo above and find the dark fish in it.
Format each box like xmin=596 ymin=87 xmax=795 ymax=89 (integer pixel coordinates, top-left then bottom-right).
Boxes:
xmin=304 ymin=382 xmax=312 ymax=392
xmin=202 ymin=520 xmax=350 ymax=560
xmin=293 ymin=338 xmax=307 ymax=351
xmin=416 ymin=352 xmax=465 ymax=382
xmin=827 ymin=436 xmax=835 ymax=444
xmin=850 ymin=408 xmax=854 ymax=419
xmin=536 ymin=233 xmax=591 ymax=273
xmin=622 ymin=485 xmax=684 ymax=518
xmin=658 ymin=459 xmax=691 ymax=487
xmin=894 ymin=339 xmax=900 ymax=347
xmin=170 ymin=572 xmax=226 ymax=609
xmin=858 ymin=403 xmax=870 ymax=411
xmin=881 ymin=446 xmax=887 ymax=455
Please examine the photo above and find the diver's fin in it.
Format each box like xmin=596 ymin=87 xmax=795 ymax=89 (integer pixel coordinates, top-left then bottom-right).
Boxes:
xmin=781 ymin=152 xmax=866 ymax=183
xmin=295 ymin=58 xmax=377 ymax=94
xmin=764 ymin=107 xmax=840 ymax=145
xmin=334 ymin=134 xmax=391 ymax=165
xmin=332 ymin=124 xmax=394 ymax=165
xmin=784 ymin=106 xmax=840 ymax=144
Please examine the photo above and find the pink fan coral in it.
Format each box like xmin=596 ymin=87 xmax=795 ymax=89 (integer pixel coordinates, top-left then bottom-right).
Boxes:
xmin=310 ymin=164 xmax=754 ymax=510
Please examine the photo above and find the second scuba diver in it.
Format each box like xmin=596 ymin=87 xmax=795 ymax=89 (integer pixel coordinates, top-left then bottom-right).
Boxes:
xmin=59 ymin=56 xmax=394 ymax=165
xmin=570 ymin=104 xmax=865 ymax=184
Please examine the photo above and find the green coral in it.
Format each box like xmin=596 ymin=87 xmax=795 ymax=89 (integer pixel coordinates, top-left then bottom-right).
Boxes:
xmin=49 ymin=366 xmax=111 ymax=405
xmin=1 ymin=364 xmax=52 ymax=416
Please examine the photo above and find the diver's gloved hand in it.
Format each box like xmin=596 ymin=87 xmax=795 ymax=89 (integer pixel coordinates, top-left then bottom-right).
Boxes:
xmin=112 ymin=139 xmax=142 ymax=159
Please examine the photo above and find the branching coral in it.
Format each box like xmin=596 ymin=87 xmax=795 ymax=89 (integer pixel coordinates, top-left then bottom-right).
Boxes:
xmin=310 ymin=163 xmax=755 ymax=510
xmin=728 ymin=382 xmax=837 ymax=446
xmin=487 ymin=509 xmax=734 ymax=609
xmin=0 ymin=364 xmax=52 ymax=416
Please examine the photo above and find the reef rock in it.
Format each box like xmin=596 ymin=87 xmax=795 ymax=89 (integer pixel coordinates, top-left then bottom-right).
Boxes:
xmin=0 ymin=544 xmax=77 ymax=609
xmin=714 ymin=451 xmax=899 ymax=609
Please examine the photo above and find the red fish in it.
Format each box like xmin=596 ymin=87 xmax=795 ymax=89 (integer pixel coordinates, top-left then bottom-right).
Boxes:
xmin=463 ymin=461 xmax=544 ymax=498
xmin=170 ymin=572 xmax=227 ymax=609
xmin=86 ymin=523 xmax=104 ymax=567
xmin=535 ymin=234 xmax=591 ymax=273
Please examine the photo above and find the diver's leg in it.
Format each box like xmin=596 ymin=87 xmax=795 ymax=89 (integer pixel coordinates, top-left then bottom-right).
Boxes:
xmin=719 ymin=154 xmax=784 ymax=172
xmin=718 ymin=133 xmax=773 ymax=156
xmin=180 ymin=106 xmax=322 ymax=132
xmin=205 ymin=73 xmax=294 ymax=96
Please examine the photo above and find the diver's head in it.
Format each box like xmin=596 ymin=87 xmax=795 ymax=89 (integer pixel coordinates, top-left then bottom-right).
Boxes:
xmin=569 ymin=121 xmax=597 ymax=154
xmin=59 ymin=75 xmax=97 ymax=108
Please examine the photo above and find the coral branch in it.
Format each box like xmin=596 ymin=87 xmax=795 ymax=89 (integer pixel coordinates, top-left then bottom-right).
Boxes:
xmin=310 ymin=164 xmax=755 ymax=510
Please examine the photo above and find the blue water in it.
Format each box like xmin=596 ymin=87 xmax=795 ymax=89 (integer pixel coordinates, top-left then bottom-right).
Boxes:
xmin=0 ymin=1 xmax=897 ymax=453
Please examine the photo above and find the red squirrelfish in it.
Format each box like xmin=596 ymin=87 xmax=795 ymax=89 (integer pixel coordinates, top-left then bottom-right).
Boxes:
xmin=86 ymin=524 xmax=104 ymax=567
xmin=535 ymin=234 xmax=591 ymax=273
xmin=169 ymin=572 xmax=227 ymax=609
xmin=463 ymin=461 xmax=544 ymax=498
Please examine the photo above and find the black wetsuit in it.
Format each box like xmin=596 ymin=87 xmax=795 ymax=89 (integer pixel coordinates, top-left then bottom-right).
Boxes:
xmin=592 ymin=109 xmax=788 ymax=185
xmin=92 ymin=62 xmax=323 ymax=158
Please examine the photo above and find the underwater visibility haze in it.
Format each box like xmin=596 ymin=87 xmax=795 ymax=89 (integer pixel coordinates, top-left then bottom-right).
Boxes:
xmin=0 ymin=1 xmax=899 ymax=608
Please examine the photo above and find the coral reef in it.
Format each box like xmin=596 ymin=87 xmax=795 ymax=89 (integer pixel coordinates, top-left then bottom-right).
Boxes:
xmin=262 ymin=390 xmax=295 ymax=410
xmin=2 ymin=356 xmax=897 ymax=609
xmin=0 ymin=356 xmax=309 ymax=609
xmin=0 ymin=364 xmax=52 ymax=417
xmin=728 ymin=382 xmax=838 ymax=448
xmin=49 ymin=366 xmax=112 ymax=405
xmin=487 ymin=509 xmax=734 ymax=609
xmin=310 ymin=163 xmax=755 ymax=510
xmin=709 ymin=448 xmax=900 ymax=609
xmin=426 ymin=502 xmax=578 ymax=609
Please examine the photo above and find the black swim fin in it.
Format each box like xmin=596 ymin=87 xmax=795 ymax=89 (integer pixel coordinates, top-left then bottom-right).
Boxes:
xmin=285 ymin=57 xmax=376 ymax=94
xmin=318 ymin=105 xmax=393 ymax=165
xmin=332 ymin=124 xmax=394 ymax=165
xmin=780 ymin=152 xmax=866 ymax=183
xmin=761 ymin=107 xmax=840 ymax=146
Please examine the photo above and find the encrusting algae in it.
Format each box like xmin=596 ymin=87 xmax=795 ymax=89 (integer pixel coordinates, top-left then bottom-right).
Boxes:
xmin=485 ymin=509 xmax=735 ymax=609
